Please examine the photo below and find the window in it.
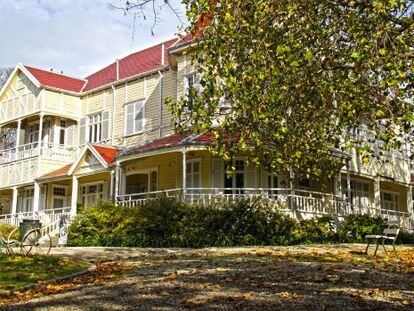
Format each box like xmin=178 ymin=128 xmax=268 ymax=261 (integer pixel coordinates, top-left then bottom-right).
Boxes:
xmin=81 ymin=183 xmax=104 ymax=206
xmin=52 ymin=186 xmax=66 ymax=209
xmin=186 ymin=160 xmax=201 ymax=189
xmin=342 ymin=179 xmax=371 ymax=209
xmin=125 ymin=100 xmax=145 ymax=136
xmin=88 ymin=113 xmax=102 ymax=143
xmin=298 ymin=178 xmax=311 ymax=188
xmin=28 ymin=123 xmax=39 ymax=147
xmin=59 ymin=120 xmax=66 ymax=145
xmin=184 ymin=73 xmax=201 ymax=109
xmin=224 ymin=159 xmax=245 ymax=194
xmin=381 ymin=191 xmax=399 ymax=211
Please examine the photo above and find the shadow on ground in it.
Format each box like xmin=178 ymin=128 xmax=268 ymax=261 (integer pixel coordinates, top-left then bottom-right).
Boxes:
xmin=3 ymin=246 xmax=413 ymax=310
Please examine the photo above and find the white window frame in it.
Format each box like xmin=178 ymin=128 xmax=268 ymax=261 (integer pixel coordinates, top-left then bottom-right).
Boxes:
xmin=124 ymin=167 xmax=158 ymax=194
xmin=52 ymin=185 xmax=68 ymax=209
xmin=80 ymin=182 xmax=105 ymax=206
xmin=88 ymin=112 xmax=102 ymax=143
xmin=381 ymin=190 xmax=399 ymax=211
xmin=124 ymin=100 xmax=146 ymax=136
xmin=183 ymin=72 xmax=202 ymax=109
xmin=186 ymin=159 xmax=201 ymax=189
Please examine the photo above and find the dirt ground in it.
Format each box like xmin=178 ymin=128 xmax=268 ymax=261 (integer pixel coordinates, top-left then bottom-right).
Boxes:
xmin=2 ymin=244 xmax=413 ymax=310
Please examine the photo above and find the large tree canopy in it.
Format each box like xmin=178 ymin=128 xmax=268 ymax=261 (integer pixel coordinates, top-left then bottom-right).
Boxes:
xmin=171 ymin=0 xmax=413 ymax=176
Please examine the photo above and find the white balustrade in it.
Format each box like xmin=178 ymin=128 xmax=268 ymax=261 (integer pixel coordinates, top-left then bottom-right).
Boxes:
xmin=116 ymin=187 xmax=413 ymax=230
xmin=0 ymin=142 xmax=75 ymax=164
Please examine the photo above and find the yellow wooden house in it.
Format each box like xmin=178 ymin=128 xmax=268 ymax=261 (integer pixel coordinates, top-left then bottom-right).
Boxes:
xmin=0 ymin=37 xmax=412 ymax=231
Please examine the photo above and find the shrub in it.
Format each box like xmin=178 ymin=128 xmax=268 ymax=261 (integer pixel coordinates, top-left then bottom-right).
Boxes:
xmin=68 ymin=198 xmax=300 ymax=247
xmin=0 ymin=224 xmax=16 ymax=239
xmin=338 ymin=214 xmax=386 ymax=242
xmin=68 ymin=198 xmax=411 ymax=247
xmin=292 ymin=216 xmax=339 ymax=244
xmin=397 ymin=230 xmax=414 ymax=244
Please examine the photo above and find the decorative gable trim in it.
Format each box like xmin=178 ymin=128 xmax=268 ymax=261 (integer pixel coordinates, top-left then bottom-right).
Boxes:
xmin=68 ymin=143 xmax=109 ymax=175
xmin=0 ymin=63 xmax=41 ymax=99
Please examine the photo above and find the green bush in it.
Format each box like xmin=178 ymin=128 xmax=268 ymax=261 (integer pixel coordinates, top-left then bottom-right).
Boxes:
xmin=292 ymin=216 xmax=338 ymax=244
xmin=68 ymin=198 xmax=411 ymax=247
xmin=397 ymin=230 xmax=414 ymax=244
xmin=0 ymin=224 xmax=16 ymax=239
xmin=68 ymin=198 xmax=300 ymax=247
xmin=338 ymin=214 xmax=386 ymax=242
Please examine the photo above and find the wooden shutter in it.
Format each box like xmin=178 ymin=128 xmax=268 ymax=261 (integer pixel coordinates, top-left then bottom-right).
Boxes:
xmin=66 ymin=125 xmax=74 ymax=146
xmin=212 ymin=159 xmax=223 ymax=193
xmin=101 ymin=111 xmax=110 ymax=141
xmin=246 ymin=162 xmax=256 ymax=188
xmin=134 ymin=101 xmax=144 ymax=132
xmin=125 ymin=103 xmax=134 ymax=135
xmin=261 ymin=169 xmax=269 ymax=188
xmin=79 ymin=117 xmax=88 ymax=144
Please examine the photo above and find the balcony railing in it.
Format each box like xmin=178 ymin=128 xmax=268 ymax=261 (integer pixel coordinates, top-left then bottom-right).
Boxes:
xmin=116 ymin=188 xmax=413 ymax=230
xmin=0 ymin=142 xmax=76 ymax=164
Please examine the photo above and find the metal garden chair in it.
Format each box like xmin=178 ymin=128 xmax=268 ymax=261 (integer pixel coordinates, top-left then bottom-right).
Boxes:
xmin=365 ymin=220 xmax=400 ymax=256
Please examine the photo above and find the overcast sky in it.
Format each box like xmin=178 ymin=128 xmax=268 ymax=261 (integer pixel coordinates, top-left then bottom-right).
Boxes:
xmin=0 ymin=0 xmax=186 ymax=77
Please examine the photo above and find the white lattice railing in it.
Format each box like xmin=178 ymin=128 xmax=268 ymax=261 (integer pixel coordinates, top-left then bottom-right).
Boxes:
xmin=0 ymin=94 xmax=40 ymax=124
xmin=0 ymin=143 xmax=76 ymax=164
xmin=0 ymin=207 xmax=71 ymax=229
xmin=116 ymin=188 xmax=413 ymax=230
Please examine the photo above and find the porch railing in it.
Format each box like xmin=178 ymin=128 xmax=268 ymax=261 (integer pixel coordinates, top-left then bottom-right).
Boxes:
xmin=0 ymin=142 xmax=76 ymax=164
xmin=116 ymin=188 xmax=413 ymax=230
xmin=0 ymin=207 xmax=71 ymax=227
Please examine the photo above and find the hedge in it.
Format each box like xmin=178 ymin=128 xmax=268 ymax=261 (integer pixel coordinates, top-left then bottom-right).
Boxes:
xmin=67 ymin=198 xmax=414 ymax=247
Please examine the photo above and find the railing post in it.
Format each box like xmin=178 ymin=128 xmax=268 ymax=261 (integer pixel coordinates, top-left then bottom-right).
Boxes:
xmin=70 ymin=175 xmax=78 ymax=217
xmin=346 ymin=163 xmax=351 ymax=213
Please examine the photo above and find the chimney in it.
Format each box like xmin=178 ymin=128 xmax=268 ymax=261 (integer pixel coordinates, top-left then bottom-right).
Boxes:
xmin=50 ymin=68 xmax=53 ymax=72
xmin=116 ymin=59 xmax=120 ymax=81
xmin=161 ymin=43 xmax=165 ymax=66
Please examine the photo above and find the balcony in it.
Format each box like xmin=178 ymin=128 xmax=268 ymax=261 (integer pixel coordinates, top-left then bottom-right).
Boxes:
xmin=0 ymin=142 xmax=76 ymax=165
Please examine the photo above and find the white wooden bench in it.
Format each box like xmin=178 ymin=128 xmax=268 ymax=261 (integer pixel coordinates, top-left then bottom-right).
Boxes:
xmin=365 ymin=220 xmax=400 ymax=256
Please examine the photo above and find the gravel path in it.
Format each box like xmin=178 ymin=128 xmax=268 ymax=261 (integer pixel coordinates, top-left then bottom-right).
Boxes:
xmin=2 ymin=244 xmax=413 ymax=310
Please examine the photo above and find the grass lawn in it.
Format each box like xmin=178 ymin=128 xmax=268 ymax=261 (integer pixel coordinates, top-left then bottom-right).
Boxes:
xmin=0 ymin=254 xmax=89 ymax=294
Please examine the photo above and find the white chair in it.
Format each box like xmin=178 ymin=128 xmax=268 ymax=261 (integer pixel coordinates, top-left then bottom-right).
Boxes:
xmin=365 ymin=220 xmax=400 ymax=256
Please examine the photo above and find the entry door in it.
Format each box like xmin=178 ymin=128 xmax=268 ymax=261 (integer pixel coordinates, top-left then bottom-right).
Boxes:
xmin=22 ymin=188 xmax=34 ymax=213
xmin=224 ymin=160 xmax=245 ymax=194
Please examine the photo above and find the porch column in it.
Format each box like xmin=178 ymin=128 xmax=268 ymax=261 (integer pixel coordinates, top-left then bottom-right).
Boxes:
xmin=15 ymin=119 xmax=22 ymax=153
xmin=114 ymin=163 xmax=120 ymax=199
xmin=109 ymin=169 xmax=115 ymax=200
xmin=11 ymin=187 xmax=18 ymax=215
xmin=289 ymin=170 xmax=295 ymax=211
xmin=33 ymin=180 xmax=40 ymax=215
xmin=346 ymin=163 xmax=351 ymax=204
xmin=38 ymin=114 xmax=44 ymax=153
xmin=374 ymin=176 xmax=381 ymax=216
xmin=182 ymin=147 xmax=187 ymax=196
xmin=70 ymin=175 xmax=78 ymax=217
xmin=407 ymin=186 xmax=413 ymax=228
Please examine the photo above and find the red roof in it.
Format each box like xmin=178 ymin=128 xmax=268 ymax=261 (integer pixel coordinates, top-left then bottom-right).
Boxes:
xmin=39 ymin=164 xmax=72 ymax=180
xmin=83 ymin=38 xmax=178 ymax=92
xmin=92 ymin=145 xmax=119 ymax=165
xmin=24 ymin=65 xmax=86 ymax=93
xmin=122 ymin=132 xmax=218 ymax=156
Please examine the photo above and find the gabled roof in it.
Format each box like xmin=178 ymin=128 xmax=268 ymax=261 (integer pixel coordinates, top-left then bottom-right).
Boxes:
xmin=39 ymin=164 xmax=72 ymax=180
xmin=68 ymin=143 xmax=121 ymax=175
xmin=92 ymin=145 xmax=119 ymax=165
xmin=120 ymin=133 xmax=216 ymax=157
xmin=83 ymin=38 xmax=179 ymax=92
xmin=24 ymin=65 xmax=87 ymax=93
